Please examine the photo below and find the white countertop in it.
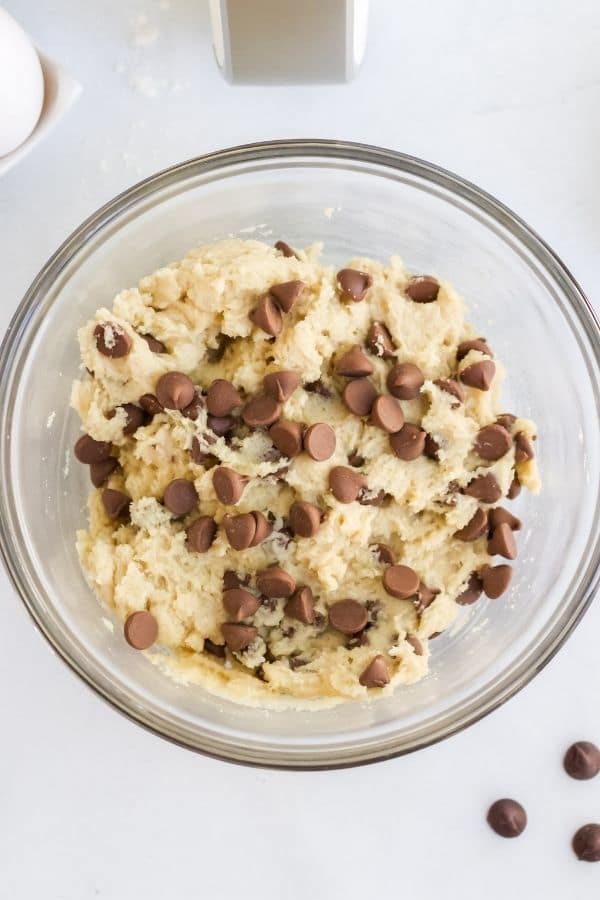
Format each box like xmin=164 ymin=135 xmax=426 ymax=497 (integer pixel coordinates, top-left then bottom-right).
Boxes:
xmin=1 ymin=1 xmax=599 ymax=897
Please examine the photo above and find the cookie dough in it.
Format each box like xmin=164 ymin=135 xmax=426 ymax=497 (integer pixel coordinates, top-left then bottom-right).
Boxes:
xmin=72 ymin=238 xmax=540 ymax=707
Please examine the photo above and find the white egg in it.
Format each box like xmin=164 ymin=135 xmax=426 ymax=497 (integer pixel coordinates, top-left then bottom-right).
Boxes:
xmin=0 ymin=7 xmax=45 ymax=157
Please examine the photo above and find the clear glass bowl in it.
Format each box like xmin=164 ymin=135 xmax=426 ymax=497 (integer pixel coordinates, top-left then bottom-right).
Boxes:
xmin=1 ymin=140 xmax=599 ymax=768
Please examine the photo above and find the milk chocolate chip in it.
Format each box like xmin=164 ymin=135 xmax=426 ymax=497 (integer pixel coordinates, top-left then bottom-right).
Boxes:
xmin=263 ymin=370 xmax=300 ymax=402
xmin=514 ymin=432 xmax=535 ymax=463
xmin=383 ymin=564 xmax=420 ymax=599
xmin=564 ymin=742 xmax=600 ymax=780
xmin=285 ymin=586 xmax=315 ymax=624
xmin=269 ymin=420 xmax=304 ymax=458
xmin=94 ymin=322 xmax=132 ymax=358
xmin=74 ymin=434 xmax=113 ymax=464
xmin=186 ymin=516 xmax=217 ymax=553
xmin=243 ymin=395 xmax=282 ymax=428
xmin=90 ymin=457 xmax=119 ymax=487
xmin=370 ymin=395 xmax=404 ymax=433
xmin=212 ymin=467 xmax=249 ymax=505
xmin=329 ymin=599 xmax=368 ymax=634
xmin=359 ymin=655 xmax=390 ymax=687
xmin=303 ymin=423 xmax=336 ymax=461
xmin=289 ymin=501 xmax=322 ymax=538
xmin=141 ymin=333 xmax=166 ymax=353
xmin=488 ymin=507 xmax=522 ymax=531
xmin=270 ymin=280 xmax=305 ymax=313
xmin=487 ymin=799 xmax=527 ymax=838
xmin=337 ymin=268 xmax=372 ymax=302
xmin=256 ymin=566 xmax=296 ymax=598
xmin=249 ymin=511 xmax=272 ymax=546
xmin=457 ymin=337 xmax=493 ymax=361
xmin=102 ymin=489 xmax=130 ymax=519
xmin=455 ymin=572 xmax=483 ymax=605
xmin=222 ymin=588 xmax=261 ymax=621
xmin=389 ymin=424 xmax=426 ymax=460
xmin=342 ymin=378 xmax=377 ymax=416
xmin=405 ymin=275 xmax=439 ymax=302
xmin=374 ymin=543 xmax=396 ymax=566
xmin=366 ymin=322 xmax=395 ymax=359
xmin=163 ymin=479 xmax=198 ymax=516
xmin=464 ymin=473 xmax=502 ymax=503
xmin=474 ymin=424 xmax=512 ymax=461
xmin=433 ymin=378 xmax=465 ymax=406
xmin=387 ymin=362 xmax=424 ymax=400
xmin=124 ymin=610 xmax=158 ymax=650
xmin=155 ymin=372 xmax=195 ymax=410
xmin=454 ymin=507 xmax=488 ymax=541
xmin=139 ymin=393 xmax=164 ymax=416
xmin=481 ymin=564 xmax=513 ymax=598
xmin=206 ymin=379 xmax=242 ymax=417
xmin=329 ymin=466 xmax=367 ymax=503
xmin=460 ymin=360 xmax=496 ymax=391
xmin=335 ymin=345 xmax=374 ymax=377
xmin=221 ymin=623 xmax=257 ymax=651
xmin=250 ymin=294 xmax=283 ymax=336
xmin=573 ymin=825 xmax=600 ymax=861
xmin=223 ymin=513 xmax=256 ymax=550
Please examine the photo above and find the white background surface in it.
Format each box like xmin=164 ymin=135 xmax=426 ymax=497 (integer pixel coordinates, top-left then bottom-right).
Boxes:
xmin=1 ymin=1 xmax=599 ymax=897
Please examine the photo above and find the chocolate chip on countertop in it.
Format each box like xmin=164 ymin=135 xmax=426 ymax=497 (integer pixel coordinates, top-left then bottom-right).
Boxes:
xmin=223 ymin=513 xmax=256 ymax=550
xmin=257 ymin=566 xmax=296 ymax=598
xmin=186 ymin=516 xmax=217 ymax=553
xmin=249 ymin=511 xmax=272 ymax=546
xmin=74 ymin=434 xmax=113 ymax=464
xmin=155 ymin=372 xmax=196 ymax=410
xmin=507 ymin=474 xmax=521 ymax=499
xmin=473 ymin=424 xmax=512 ymax=461
xmin=124 ymin=610 xmax=158 ymax=650
xmin=101 ymin=489 xmax=130 ymax=520
xmin=359 ymin=655 xmax=390 ymax=687
xmin=406 ymin=634 xmax=424 ymax=656
xmin=222 ymin=588 xmax=261 ymax=622
xmin=140 ymin=333 xmax=167 ymax=353
xmin=270 ymin=280 xmax=305 ymax=313
xmin=289 ymin=500 xmax=322 ymax=537
xmin=163 ymin=479 xmax=198 ymax=516
xmin=329 ymin=466 xmax=367 ymax=503
xmin=303 ymin=423 xmax=336 ymax=460
xmin=206 ymin=379 xmax=242 ymax=417
xmin=464 ymin=472 xmax=502 ymax=503
xmin=514 ymin=431 xmax=535 ymax=463
xmin=285 ymin=586 xmax=315 ymax=624
xmin=221 ymin=623 xmax=257 ymax=652
xmin=212 ymin=467 xmax=249 ymax=505
xmin=90 ymin=457 xmax=119 ymax=487
xmin=94 ymin=322 xmax=132 ymax=358
xmin=118 ymin=403 xmax=147 ymax=436
xmin=335 ymin=345 xmax=374 ymax=377
xmin=455 ymin=572 xmax=483 ymax=605
xmin=366 ymin=322 xmax=395 ymax=359
xmin=387 ymin=362 xmax=424 ymax=400
xmin=139 ymin=393 xmax=164 ymax=416
xmin=370 ymin=395 xmax=404 ymax=433
xmin=496 ymin=413 xmax=516 ymax=431
xmin=460 ymin=360 xmax=496 ymax=391
xmin=250 ymin=294 xmax=283 ymax=336
xmin=268 ymin=420 xmax=304 ymax=458
xmin=573 ymin=825 xmax=600 ymax=861
xmin=433 ymin=378 xmax=466 ymax=406
xmin=488 ymin=507 xmax=522 ymax=532
xmin=405 ymin=275 xmax=440 ymax=302
xmin=389 ymin=423 xmax=426 ymax=461
xmin=337 ymin=268 xmax=373 ymax=302
xmin=487 ymin=799 xmax=527 ymax=838
xmin=383 ymin=564 xmax=420 ymax=599
xmin=480 ymin=564 xmax=513 ymax=599
xmin=374 ymin=543 xmax=396 ymax=566
xmin=329 ymin=599 xmax=368 ymax=635
xmin=564 ymin=742 xmax=600 ymax=780
xmin=263 ymin=370 xmax=301 ymax=402
xmin=488 ymin=522 xmax=518 ymax=559
xmin=456 ymin=337 xmax=493 ymax=361
xmin=242 ymin=395 xmax=282 ymax=428
xmin=454 ymin=507 xmax=489 ymax=542
xmin=274 ymin=240 xmax=298 ymax=258
xmin=342 ymin=378 xmax=378 ymax=417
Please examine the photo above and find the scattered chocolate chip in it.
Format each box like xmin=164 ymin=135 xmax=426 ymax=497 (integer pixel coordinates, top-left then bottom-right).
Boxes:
xmin=90 ymin=457 xmax=119 ymax=487
xmin=263 ymin=370 xmax=301 ymax=402
xmin=118 ymin=403 xmax=147 ymax=436
xmin=242 ymin=395 xmax=282 ymax=428
xmin=507 ymin=474 xmax=521 ymax=499
xmin=370 ymin=395 xmax=404 ymax=433
xmin=101 ymin=488 xmax=130 ymax=519
xmin=94 ymin=322 xmax=132 ymax=358
xmin=274 ymin=239 xmax=298 ymax=258
xmin=487 ymin=799 xmax=527 ymax=838
xmin=405 ymin=275 xmax=439 ymax=303
xmin=270 ymin=280 xmax=305 ymax=313
xmin=163 ymin=479 xmax=197 ymax=516
xmin=249 ymin=511 xmax=272 ymax=546
xmin=221 ymin=623 xmax=257 ymax=652
xmin=223 ymin=513 xmax=256 ymax=550
xmin=460 ymin=359 xmax=496 ymax=391
xmin=573 ymin=825 xmax=600 ymax=861
xmin=455 ymin=572 xmax=483 ymax=605
xmin=74 ymin=434 xmax=113 ymax=464
xmin=433 ymin=378 xmax=466 ymax=406
xmin=406 ymin=634 xmax=424 ymax=656
xmin=250 ymin=294 xmax=283 ymax=336
xmin=457 ymin=337 xmax=493 ymax=361
xmin=564 ymin=742 xmax=600 ymax=780
xmin=374 ymin=543 xmax=396 ymax=566
xmin=284 ymin=586 xmax=315 ymax=624
xmin=289 ymin=501 xmax=322 ymax=537
xmin=289 ymin=656 xmax=308 ymax=670
xmin=222 ymin=588 xmax=261 ymax=621
xmin=416 ymin=582 xmax=439 ymax=612
xmin=383 ymin=564 xmax=420 ymax=599
xmin=455 ymin=507 xmax=488 ymax=541
xmin=124 ymin=610 xmax=158 ymax=649
xmin=304 ymin=379 xmax=333 ymax=398
xmin=257 ymin=566 xmax=296 ymax=598
xmin=389 ymin=423 xmax=426 ymax=461
xmin=481 ymin=564 xmax=513 ymax=598
xmin=488 ymin=507 xmax=522 ymax=532
xmin=139 ymin=393 xmax=164 ymax=416
xmin=212 ymin=467 xmax=249 ymax=505
xmin=155 ymin=371 xmax=196 ymax=410
xmin=464 ymin=472 xmax=502 ymax=503
xmin=269 ymin=420 xmax=304 ymax=458
xmin=348 ymin=450 xmax=365 ymax=468
xmin=186 ymin=516 xmax=217 ymax=553
xmin=207 ymin=414 xmax=236 ymax=437
xmin=342 ymin=378 xmax=377 ymax=416
xmin=359 ymin=655 xmax=390 ymax=687
xmin=496 ymin=413 xmax=516 ymax=431
xmin=514 ymin=432 xmax=535 ymax=463
xmin=141 ymin=333 xmax=166 ymax=353
xmin=203 ymin=638 xmax=226 ymax=658
xmin=387 ymin=362 xmax=425 ymax=400
xmin=304 ymin=423 xmax=336 ymax=461
xmin=206 ymin=379 xmax=241 ymax=417
xmin=488 ymin=522 xmax=517 ymax=559
xmin=337 ymin=268 xmax=372 ymax=302
xmin=335 ymin=345 xmax=374 ymax=377
xmin=329 ymin=466 xmax=367 ymax=503
xmin=424 ymin=434 xmax=440 ymax=460
xmin=366 ymin=321 xmax=395 ymax=359
xmin=474 ymin=424 xmax=512 ymax=461
xmin=329 ymin=599 xmax=368 ymax=635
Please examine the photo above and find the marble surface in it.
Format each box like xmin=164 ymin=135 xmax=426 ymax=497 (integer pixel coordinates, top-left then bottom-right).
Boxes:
xmin=1 ymin=1 xmax=599 ymax=897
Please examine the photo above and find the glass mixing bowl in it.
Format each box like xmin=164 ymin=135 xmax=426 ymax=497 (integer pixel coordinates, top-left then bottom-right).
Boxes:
xmin=1 ymin=140 xmax=599 ymax=768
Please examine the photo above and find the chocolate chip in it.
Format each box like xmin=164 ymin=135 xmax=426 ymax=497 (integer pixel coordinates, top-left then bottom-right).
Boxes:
xmin=337 ymin=268 xmax=372 ymax=302
xmin=416 ymin=582 xmax=439 ymax=612
xmin=387 ymin=362 xmax=424 ymax=400
xmin=507 ymin=474 xmax=521 ymax=499
xmin=223 ymin=570 xmax=249 ymax=590
xmin=460 ymin=360 xmax=496 ymax=391
xmin=303 ymin=423 xmax=336 ymax=461
xmin=190 ymin=436 xmax=216 ymax=467
xmin=370 ymin=395 xmax=404 ymax=433
xmin=374 ymin=543 xmax=396 ymax=565
xmin=206 ymin=379 xmax=241 ymax=417
xmin=257 ymin=566 xmax=296 ymax=598
xmin=481 ymin=564 xmax=513 ymax=598
xmin=573 ymin=825 xmax=600 ymax=861
xmin=304 ymin=379 xmax=333 ymax=398
xmin=221 ymin=623 xmax=257 ymax=651
xmin=487 ymin=799 xmax=527 ymax=838
xmin=455 ymin=572 xmax=483 ymax=605
xmin=383 ymin=564 xmax=420 ymax=599
xmin=270 ymin=280 xmax=305 ymax=313
xmin=242 ymin=395 xmax=282 ymax=428
xmin=359 ymin=488 xmax=387 ymax=507
xmin=155 ymin=372 xmax=196 ymax=410
xmin=182 ymin=392 xmax=203 ymax=421
xmin=335 ymin=345 xmax=374 ymax=377
xmin=359 ymin=655 xmax=390 ymax=687
xmin=405 ymin=275 xmax=439 ymax=302
xmin=564 ymin=742 xmax=600 ymax=780
xmin=514 ymin=432 xmax=535 ymax=463
xmin=348 ymin=451 xmax=365 ymax=467
xmin=496 ymin=413 xmax=516 ymax=431
xmin=94 ymin=322 xmax=132 ymax=358
xmin=203 ymin=638 xmax=226 ymax=658
xmin=249 ymin=511 xmax=272 ymax=546
xmin=206 ymin=332 xmax=233 ymax=363
xmin=163 ymin=479 xmax=197 ymax=516
xmin=433 ymin=378 xmax=466 ymax=406
xmin=124 ymin=610 xmax=158 ymax=649
xmin=118 ymin=403 xmax=146 ymax=436
xmin=222 ymin=588 xmax=261 ymax=621
xmin=186 ymin=516 xmax=217 ymax=552
xmin=263 ymin=370 xmax=300 ymax=402
xmin=406 ymin=634 xmax=424 ymax=656
xmin=289 ymin=501 xmax=322 ymax=538
xmin=424 ymin=434 xmax=440 ymax=460
xmin=464 ymin=473 xmax=502 ymax=503
xmin=141 ymin=333 xmax=166 ymax=353
xmin=454 ymin=507 xmax=488 ymax=541
xmin=223 ymin=513 xmax=256 ymax=550
xmin=90 ymin=457 xmax=119 ymax=487
xmin=389 ymin=424 xmax=426 ymax=461
xmin=101 ymin=488 xmax=130 ymax=520
xmin=457 ymin=337 xmax=493 ymax=361
xmin=274 ymin=240 xmax=298 ymax=258
xmin=329 ymin=466 xmax=367 ymax=503
xmin=366 ymin=322 xmax=395 ymax=359
xmin=250 ymin=294 xmax=283 ymax=336
xmin=488 ymin=522 xmax=517 ymax=559
xmin=473 ymin=424 xmax=512 ymax=461
xmin=342 ymin=378 xmax=377 ymax=416
xmin=212 ymin=467 xmax=249 ymax=505
xmin=207 ymin=414 xmax=236 ymax=437
xmin=284 ymin=586 xmax=315 ymax=624
xmin=329 ymin=599 xmax=368 ymax=634
xmin=289 ymin=656 xmax=308 ymax=669
xmin=269 ymin=420 xmax=303 ymax=458
xmin=139 ymin=393 xmax=164 ymax=416
xmin=74 ymin=434 xmax=113 ymax=464
xmin=488 ymin=507 xmax=522 ymax=532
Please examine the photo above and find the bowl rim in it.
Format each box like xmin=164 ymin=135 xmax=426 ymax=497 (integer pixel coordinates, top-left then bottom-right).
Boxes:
xmin=1 ymin=138 xmax=600 ymax=769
